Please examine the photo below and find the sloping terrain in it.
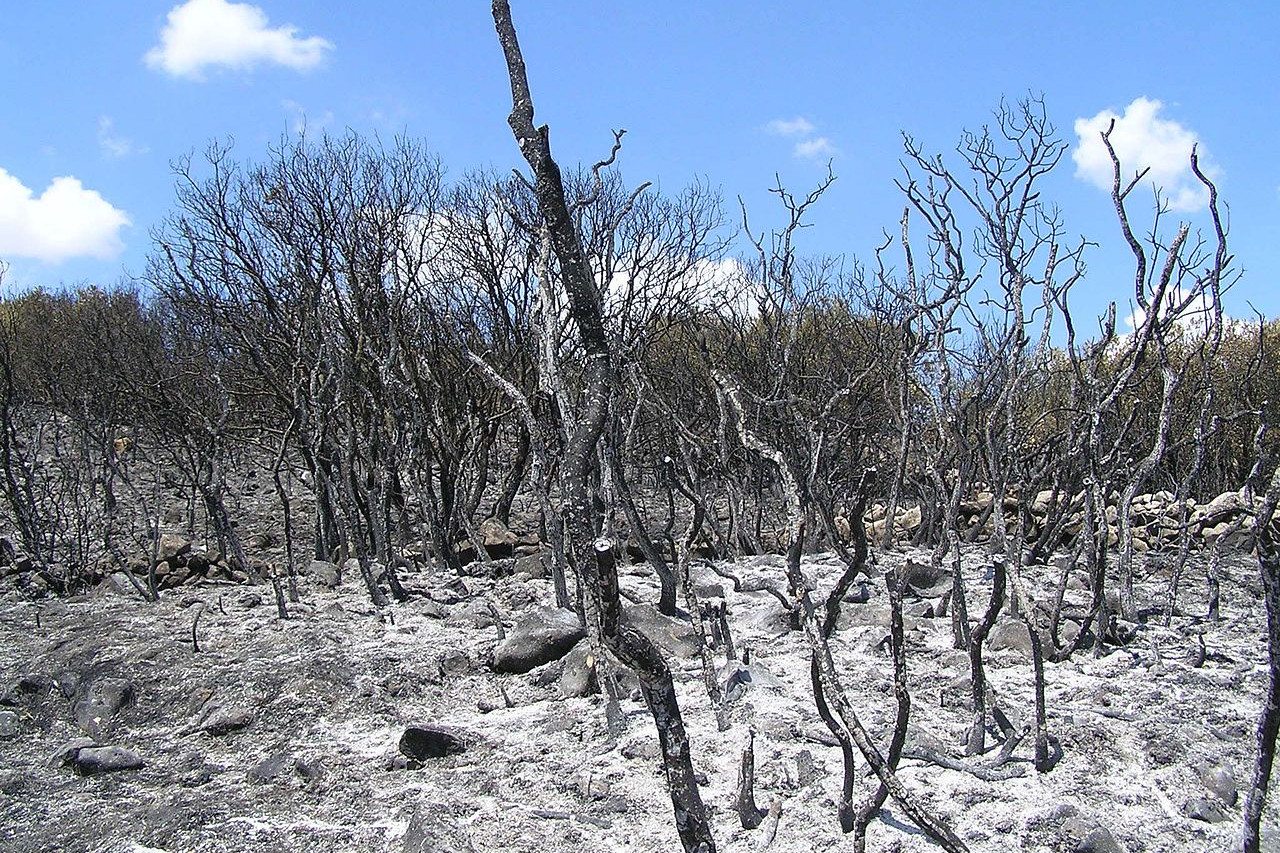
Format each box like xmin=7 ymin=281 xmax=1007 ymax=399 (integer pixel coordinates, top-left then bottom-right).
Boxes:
xmin=0 ymin=548 xmax=1273 ymax=853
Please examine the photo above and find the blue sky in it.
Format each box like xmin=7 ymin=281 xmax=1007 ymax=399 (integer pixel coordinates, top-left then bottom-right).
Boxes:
xmin=0 ymin=1 xmax=1275 ymax=324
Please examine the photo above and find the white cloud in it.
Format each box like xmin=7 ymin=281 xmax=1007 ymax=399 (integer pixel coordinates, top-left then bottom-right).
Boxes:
xmin=97 ymin=116 xmax=147 ymax=159
xmin=1073 ymin=97 xmax=1215 ymax=213
xmin=766 ymin=117 xmax=815 ymax=137
xmin=794 ymin=137 xmax=837 ymax=160
xmin=0 ymin=168 xmax=130 ymax=263
xmin=282 ymin=100 xmax=334 ymax=135
xmin=145 ymin=0 xmax=332 ymax=79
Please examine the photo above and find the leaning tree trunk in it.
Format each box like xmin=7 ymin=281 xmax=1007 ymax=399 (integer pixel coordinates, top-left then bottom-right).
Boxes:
xmin=1244 ymin=463 xmax=1280 ymax=853
xmin=491 ymin=5 xmax=715 ymax=850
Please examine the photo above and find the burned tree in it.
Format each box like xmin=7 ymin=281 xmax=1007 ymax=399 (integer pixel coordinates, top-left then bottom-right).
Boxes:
xmin=490 ymin=3 xmax=715 ymax=850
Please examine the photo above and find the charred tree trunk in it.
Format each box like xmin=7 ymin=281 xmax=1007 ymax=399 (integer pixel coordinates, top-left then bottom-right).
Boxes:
xmin=491 ymin=6 xmax=715 ymax=850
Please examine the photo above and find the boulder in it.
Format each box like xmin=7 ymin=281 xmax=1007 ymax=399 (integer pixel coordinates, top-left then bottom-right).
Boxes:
xmin=201 ymin=705 xmax=255 ymax=736
xmin=621 ymin=604 xmax=700 ymax=659
xmin=1200 ymin=764 xmax=1239 ymax=806
xmin=445 ymin=600 xmax=500 ymax=630
xmin=157 ymin=533 xmax=192 ymax=563
xmin=479 ymin=519 xmax=519 ymax=549
xmin=305 ymin=560 xmax=341 ymax=588
xmin=399 ymin=725 xmax=467 ymax=766
xmin=73 ymin=677 xmax=136 ymax=737
xmin=558 ymin=641 xmax=598 ymax=698
xmin=1202 ymin=491 xmax=1246 ymax=523
xmin=73 ymin=746 xmax=144 ymax=775
xmin=491 ymin=607 xmax=585 ymax=674
xmin=987 ymin=620 xmax=1034 ymax=657
xmin=903 ymin=560 xmax=950 ymax=597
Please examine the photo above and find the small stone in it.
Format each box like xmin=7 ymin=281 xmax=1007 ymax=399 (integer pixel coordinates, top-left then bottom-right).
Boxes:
xmin=51 ymin=737 xmax=96 ymax=766
xmin=0 ymin=710 xmax=19 ymax=739
xmin=74 ymin=746 xmax=144 ymax=775
xmin=1183 ymin=797 xmax=1228 ymax=823
xmin=439 ymin=650 xmax=471 ymax=677
xmin=620 ymin=737 xmax=659 ymax=761
xmin=247 ymin=753 xmax=294 ymax=784
xmin=201 ymin=705 xmax=255 ymax=736
xmin=158 ymin=533 xmax=192 ymax=562
xmin=398 ymin=725 xmax=467 ymax=767
xmin=237 ymin=592 xmax=263 ymax=610
xmin=1200 ymin=765 xmax=1239 ymax=806
xmin=73 ymin=678 xmax=136 ymax=737
xmin=305 ymin=560 xmax=341 ymax=588
xmin=987 ymin=620 xmax=1034 ymax=657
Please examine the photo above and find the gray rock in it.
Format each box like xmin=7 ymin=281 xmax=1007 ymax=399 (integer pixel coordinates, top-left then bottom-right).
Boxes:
xmin=73 ymin=746 xmax=144 ymax=775
xmin=987 ymin=620 xmax=1034 ymax=657
xmin=842 ymin=582 xmax=871 ymax=604
xmin=1183 ymin=797 xmax=1228 ymax=823
xmin=247 ymin=753 xmax=295 ymax=784
xmin=558 ymin=641 xmax=598 ymax=698
xmin=512 ymin=553 xmax=550 ymax=579
xmin=0 ymin=710 xmax=19 ymax=739
xmin=305 ymin=560 xmax=342 ymax=588
xmin=492 ymin=607 xmax=585 ymax=674
xmin=445 ymin=599 xmax=499 ymax=630
xmin=201 ymin=705 xmax=255 ymax=736
xmin=399 ymin=802 xmax=475 ymax=853
xmin=903 ymin=560 xmax=950 ymax=596
xmin=1061 ymin=817 xmax=1127 ymax=853
xmin=1200 ymin=764 xmax=1239 ymax=806
xmin=73 ymin=677 xmax=136 ymax=737
xmin=398 ymin=725 xmax=467 ymax=767
xmin=621 ymin=604 xmax=699 ymax=659
xmin=721 ymin=661 xmax=785 ymax=703
xmin=51 ymin=737 xmax=96 ymax=766
xmin=157 ymin=533 xmax=192 ymax=563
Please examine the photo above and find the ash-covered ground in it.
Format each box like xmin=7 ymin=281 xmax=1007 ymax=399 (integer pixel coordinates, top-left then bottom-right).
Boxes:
xmin=0 ymin=546 xmax=1274 ymax=853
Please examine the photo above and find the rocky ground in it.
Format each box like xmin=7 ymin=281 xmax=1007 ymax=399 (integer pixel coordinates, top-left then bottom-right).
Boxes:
xmin=0 ymin=541 xmax=1276 ymax=853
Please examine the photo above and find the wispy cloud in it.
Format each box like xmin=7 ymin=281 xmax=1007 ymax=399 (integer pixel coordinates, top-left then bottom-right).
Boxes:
xmin=97 ymin=116 xmax=147 ymax=159
xmin=282 ymin=100 xmax=334 ymax=135
xmin=0 ymin=168 xmax=130 ymax=263
xmin=1073 ymin=97 xmax=1216 ymax=213
xmin=145 ymin=0 xmax=332 ymax=80
xmin=766 ymin=116 xmax=838 ymax=161
xmin=794 ymin=137 xmax=837 ymax=160
xmin=766 ymin=117 xmax=815 ymax=137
